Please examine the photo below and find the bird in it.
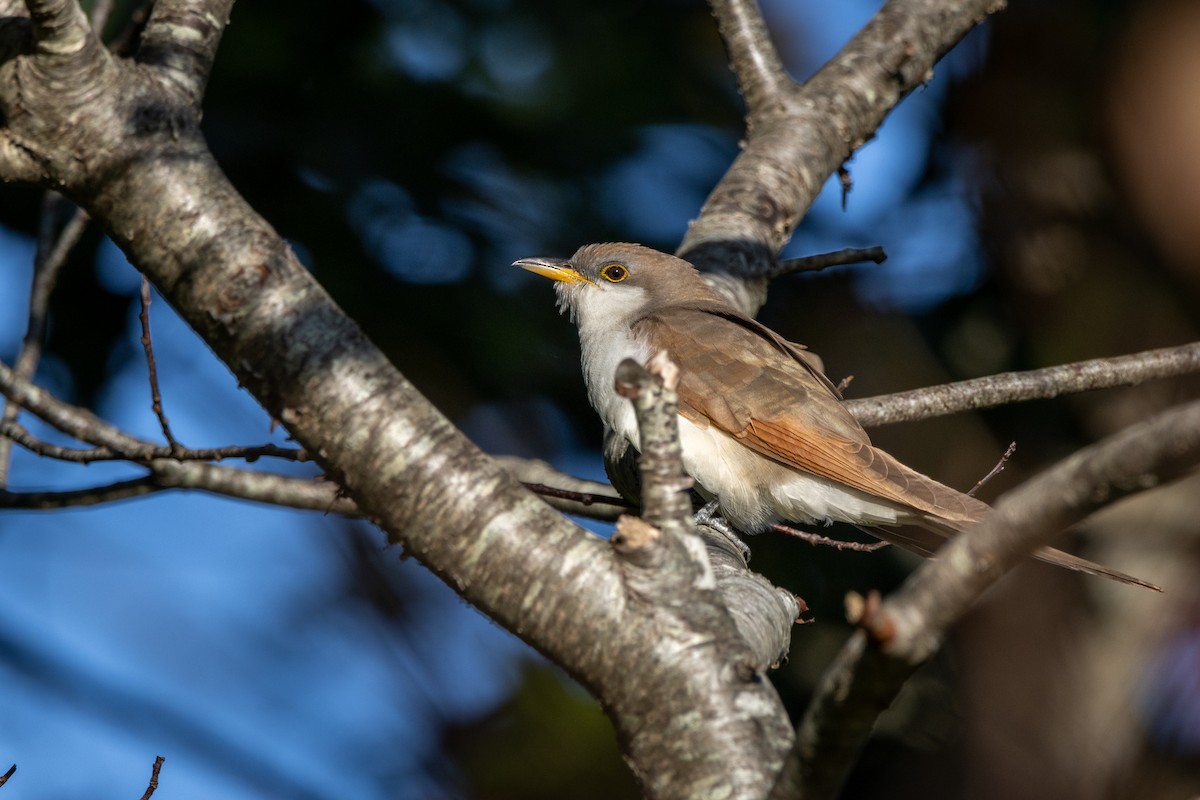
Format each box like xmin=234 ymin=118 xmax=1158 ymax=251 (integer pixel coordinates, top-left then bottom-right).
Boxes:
xmin=515 ymin=242 xmax=1159 ymax=590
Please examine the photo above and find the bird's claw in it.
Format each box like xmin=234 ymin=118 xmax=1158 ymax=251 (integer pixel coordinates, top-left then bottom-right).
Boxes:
xmin=693 ymin=500 xmax=751 ymax=563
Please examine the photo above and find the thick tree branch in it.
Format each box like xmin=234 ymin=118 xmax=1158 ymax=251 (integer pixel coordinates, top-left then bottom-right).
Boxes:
xmin=709 ymin=0 xmax=792 ymax=111
xmin=26 ymin=0 xmax=92 ymax=57
xmin=137 ymin=0 xmax=234 ymax=103
xmin=774 ymin=399 xmax=1198 ymax=800
xmin=605 ymin=354 xmax=797 ymax=796
xmin=877 ymin=401 xmax=1194 ymax=658
xmin=845 ymin=341 xmax=1200 ymax=427
xmin=685 ymin=0 xmax=1005 ymax=312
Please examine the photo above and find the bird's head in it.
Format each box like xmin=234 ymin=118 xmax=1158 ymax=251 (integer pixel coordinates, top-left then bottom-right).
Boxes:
xmin=514 ymin=243 xmax=721 ymax=326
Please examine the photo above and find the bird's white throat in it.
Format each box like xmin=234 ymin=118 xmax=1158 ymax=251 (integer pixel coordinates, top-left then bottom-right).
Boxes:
xmin=557 ymin=281 xmax=653 ymax=449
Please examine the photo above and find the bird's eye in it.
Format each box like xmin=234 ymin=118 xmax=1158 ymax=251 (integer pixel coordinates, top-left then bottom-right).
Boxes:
xmin=600 ymin=263 xmax=628 ymax=283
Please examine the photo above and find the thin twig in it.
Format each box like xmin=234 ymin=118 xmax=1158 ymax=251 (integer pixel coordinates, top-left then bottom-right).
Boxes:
xmin=0 ymin=764 xmax=14 ymax=788
xmin=967 ymin=441 xmax=1016 ymax=497
xmin=0 ymin=201 xmax=90 ymax=486
xmin=769 ymin=246 xmax=887 ymax=280
xmin=770 ymin=522 xmax=890 ymax=552
xmin=139 ymin=276 xmax=182 ymax=452
xmin=1 ymin=477 xmax=160 ymax=509
xmin=0 ymin=420 xmax=306 ymax=464
xmin=138 ymin=756 xmax=164 ymax=800
xmin=1 ymin=358 xmax=183 ymax=456
xmin=0 ymin=462 xmax=357 ymax=514
xmin=522 ymin=482 xmax=632 ymax=509
xmin=838 ymin=166 xmax=852 ymax=211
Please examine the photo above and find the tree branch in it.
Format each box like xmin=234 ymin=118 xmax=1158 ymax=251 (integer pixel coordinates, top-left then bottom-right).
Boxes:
xmin=0 ymin=358 xmax=188 ymax=456
xmin=0 ymin=418 xmax=307 ymax=464
xmin=685 ymin=0 xmax=1005 ymax=311
xmin=774 ymin=399 xmax=1200 ymax=800
xmin=845 ymin=341 xmax=1200 ymax=427
xmin=25 ymin=0 xmax=93 ymax=58
xmin=613 ymin=353 xmax=694 ymax=534
xmin=709 ymin=0 xmax=792 ymax=111
xmin=137 ymin=0 xmax=235 ymax=104
xmin=769 ymin=246 xmax=887 ymax=280
xmin=137 ymin=755 xmax=164 ymax=800
xmin=604 ymin=353 xmax=797 ymax=796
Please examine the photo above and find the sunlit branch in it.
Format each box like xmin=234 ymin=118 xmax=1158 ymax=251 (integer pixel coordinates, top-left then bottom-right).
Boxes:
xmin=846 ymin=341 xmax=1200 ymax=427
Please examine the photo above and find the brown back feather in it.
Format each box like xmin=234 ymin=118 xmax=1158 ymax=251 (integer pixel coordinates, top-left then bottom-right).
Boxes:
xmin=634 ymin=305 xmax=989 ymax=527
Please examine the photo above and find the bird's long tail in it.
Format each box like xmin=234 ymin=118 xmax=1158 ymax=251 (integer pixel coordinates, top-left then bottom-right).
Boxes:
xmin=858 ymin=523 xmax=1161 ymax=592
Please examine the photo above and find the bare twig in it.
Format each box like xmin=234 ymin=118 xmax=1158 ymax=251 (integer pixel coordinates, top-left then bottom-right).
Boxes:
xmin=769 ymin=246 xmax=887 ymax=280
xmin=846 ymin=341 xmax=1200 ymax=427
xmin=0 ymin=419 xmax=306 ymax=464
xmin=522 ymin=482 xmax=632 ymax=510
xmin=1 ymin=477 xmax=159 ymax=509
xmin=0 ymin=763 xmax=14 ymax=788
xmin=1 ymin=358 xmax=186 ymax=456
xmin=139 ymin=276 xmax=182 ymax=452
xmin=0 ymin=201 xmax=90 ymax=486
xmin=492 ymin=455 xmax=631 ymax=521
xmin=967 ymin=441 xmax=1016 ymax=497
xmin=138 ymin=756 xmax=164 ymax=800
xmin=770 ymin=522 xmax=889 ymax=552
xmin=0 ymin=462 xmax=357 ymax=514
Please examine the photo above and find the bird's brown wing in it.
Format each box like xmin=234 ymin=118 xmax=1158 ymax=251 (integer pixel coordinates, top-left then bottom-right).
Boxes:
xmin=637 ymin=306 xmax=987 ymax=526
xmin=636 ymin=306 xmax=1162 ymax=590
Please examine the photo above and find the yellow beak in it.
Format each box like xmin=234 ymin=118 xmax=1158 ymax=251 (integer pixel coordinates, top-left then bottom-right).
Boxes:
xmin=513 ymin=257 xmax=594 ymax=285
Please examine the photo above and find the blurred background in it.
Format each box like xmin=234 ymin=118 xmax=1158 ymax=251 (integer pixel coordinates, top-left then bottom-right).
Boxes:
xmin=1 ymin=0 xmax=1198 ymax=797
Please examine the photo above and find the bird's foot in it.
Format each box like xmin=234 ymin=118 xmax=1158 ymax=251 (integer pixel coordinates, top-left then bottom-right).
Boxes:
xmin=693 ymin=500 xmax=751 ymax=563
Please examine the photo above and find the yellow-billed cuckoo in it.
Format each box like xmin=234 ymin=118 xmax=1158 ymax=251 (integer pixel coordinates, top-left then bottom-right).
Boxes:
xmin=516 ymin=242 xmax=1157 ymax=590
